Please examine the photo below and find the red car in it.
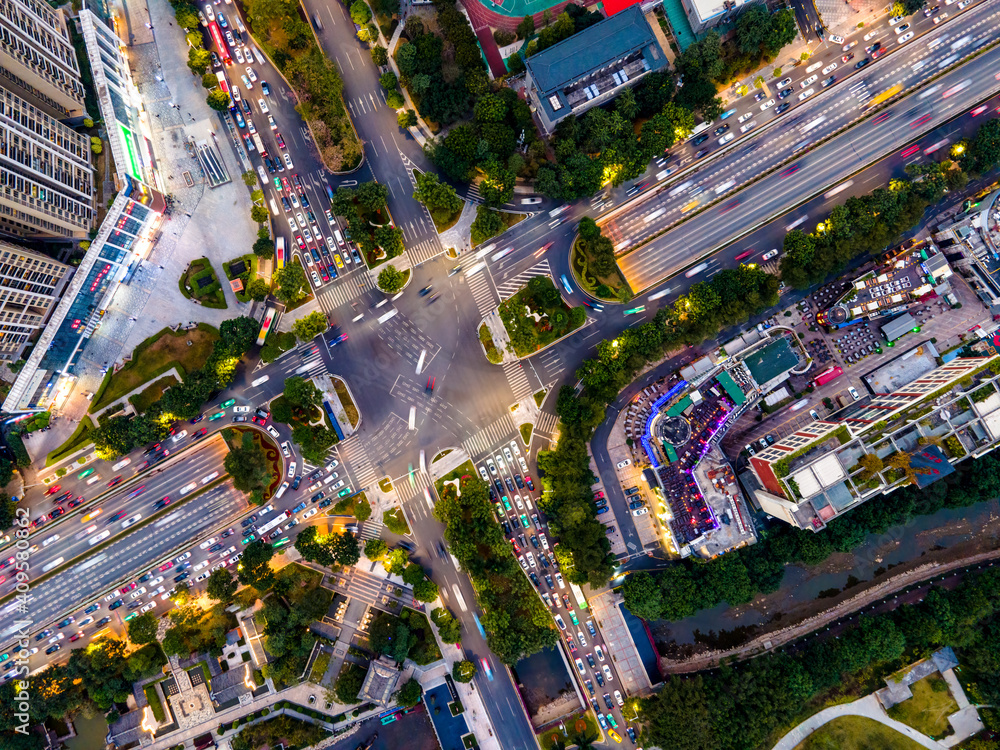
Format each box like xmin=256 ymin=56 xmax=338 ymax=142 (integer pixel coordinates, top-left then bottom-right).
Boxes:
xmin=108 ymin=476 xmax=123 ymax=488
xmin=108 ymin=511 xmax=127 ymax=524
xmin=159 ymin=561 xmax=174 ymax=572
xmin=193 ymin=427 xmax=208 ymax=438
xmin=69 ymin=632 xmax=84 ymax=643
xmin=49 ymin=507 xmax=65 ymax=520
xmin=295 ymin=235 xmax=305 ymax=249
xmin=734 ymin=250 xmax=754 ymax=261
xmin=67 ymin=496 xmax=84 ymax=509
xmin=45 ymin=485 xmax=61 ymax=496
xmin=120 ymin=583 xmax=136 ymax=594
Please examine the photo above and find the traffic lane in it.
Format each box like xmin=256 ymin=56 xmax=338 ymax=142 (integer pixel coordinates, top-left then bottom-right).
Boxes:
xmin=619 ymin=45 xmax=1000 ymax=290
xmin=0 ymin=483 xmax=245 ymax=651
xmin=610 ymin=1 xmax=997 ymax=263
xmin=6 ymin=438 xmax=230 ymax=580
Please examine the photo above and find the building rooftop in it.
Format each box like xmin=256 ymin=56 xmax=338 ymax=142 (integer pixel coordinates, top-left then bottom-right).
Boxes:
xmin=743 ymin=338 xmax=798 ymax=388
xmin=358 ymin=655 xmax=400 ymax=706
xmin=525 ymin=6 xmax=658 ymax=94
xmin=880 ymin=312 xmax=919 ymax=342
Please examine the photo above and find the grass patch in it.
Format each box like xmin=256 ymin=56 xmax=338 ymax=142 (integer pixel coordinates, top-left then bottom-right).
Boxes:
xmin=519 ymin=424 xmax=532 ymax=446
xmin=223 ymin=254 xmax=258 ymax=303
xmin=478 ymin=322 xmax=502 ymax=364
xmin=46 ymin=416 xmax=95 ymax=466
xmin=571 ymin=235 xmax=629 ymax=302
xmin=309 ymin=651 xmax=332 ymax=685
xmin=499 ymin=277 xmax=586 ymax=358
xmin=143 ymin=684 xmax=166 ymax=723
xmin=539 ymin=711 xmax=599 ymax=750
xmin=90 ymin=324 xmax=219 ymax=413
xmin=272 ymin=562 xmax=325 ymax=605
xmin=533 ymin=389 xmax=547 ymax=408
xmin=435 ymin=460 xmax=477 ymax=490
xmin=795 ymin=715 xmax=927 ymax=750
xmin=260 ymin=331 xmax=298 ymax=363
xmin=224 ymin=427 xmax=283 ymax=502
xmin=377 ymin=477 xmax=393 ymax=493
xmin=886 ymin=675 xmax=958 ymax=739
xmin=332 ymin=376 xmax=359 ymax=428
xmin=332 ymin=491 xmax=371 ymax=521
xmin=433 ymin=449 xmax=452 ymax=462
xmin=382 ymin=507 xmax=410 ymax=535
xmin=179 ymin=257 xmax=227 ymax=309
xmin=129 ymin=375 xmax=179 ymax=413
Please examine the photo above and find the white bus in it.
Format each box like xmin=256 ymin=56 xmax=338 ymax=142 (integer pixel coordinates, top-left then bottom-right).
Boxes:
xmin=257 ymin=510 xmax=291 ymax=537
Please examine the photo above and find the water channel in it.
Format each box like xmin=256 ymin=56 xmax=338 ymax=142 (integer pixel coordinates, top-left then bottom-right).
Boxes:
xmin=64 ymin=713 xmax=108 ymax=750
xmin=649 ymin=498 xmax=1000 ymax=648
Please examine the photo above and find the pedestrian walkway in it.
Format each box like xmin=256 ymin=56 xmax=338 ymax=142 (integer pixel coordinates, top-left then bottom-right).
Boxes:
xmin=466 ymin=272 xmax=499 ymax=319
xmin=496 ymin=260 xmax=552 ymax=300
xmin=462 ymin=412 xmax=517 ymax=457
xmin=502 ymin=360 xmax=533 ymax=401
xmin=771 ymin=694 xmax=953 ymax=750
xmin=336 ymin=440 xmax=379 ymax=490
xmin=535 ymin=410 xmax=559 ymax=437
xmin=406 ymin=238 xmax=445 ymax=267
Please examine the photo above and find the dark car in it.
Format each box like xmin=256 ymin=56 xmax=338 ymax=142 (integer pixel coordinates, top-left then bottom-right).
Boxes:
xmin=241 ymin=515 xmax=257 ymax=528
xmin=695 ymin=148 xmax=709 ymax=159
xmin=629 ymin=500 xmax=646 ymax=510
xmin=49 ymin=507 xmax=64 ymax=520
xmin=190 ymin=414 xmax=204 ymax=424
xmin=501 ymin=520 xmax=512 ymax=535
xmin=35 ymin=629 xmax=52 ymax=642
xmin=138 ymin=573 xmax=152 ymax=584
xmin=54 ymin=492 xmax=72 ymax=504
xmin=714 ymin=124 xmax=730 ymax=136
xmin=775 ymin=102 xmax=791 ymax=114
xmin=173 ymin=572 xmax=189 ymax=583
xmin=256 ymin=408 xmax=270 ymax=421
xmin=221 ymin=528 xmax=234 ymax=538
xmin=504 ymin=477 xmax=514 ymax=492
xmin=96 ymin=617 xmax=111 ymax=626
xmin=127 ymin=601 xmax=142 ymax=610
xmin=529 ymin=572 xmax=540 ymax=587
xmin=107 ymin=476 xmax=123 ymax=488
xmin=291 ymin=476 xmax=301 ymax=490
xmin=692 ymin=133 xmax=709 ymax=145
xmin=261 ymin=81 xmax=270 ymax=95
xmin=856 ymin=58 xmax=870 ymax=69
xmin=154 ymin=497 xmax=171 ymax=510
xmin=822 ymin=75 xmax=836 ymax=88
xmin=242 ymin=527 xmax=256 ymax=538
xmin=46 ymin=644 xmax=61 ymax=655
xmin=514 ymin=474 xmax=524 ymax=489
xmin=530 ymin=535 xmax=539 ymax=549
xmin=109 ymin=599 xmax=124 ymax=610
xmin=778 ymin=87 xmax=793 ymax=99
xmin=310 ymin=492 xmax=325 ymax=503
xmin=299 ymin=192 xmax=309 ymax=208
xmin=84 ymin=603 xmax=100 ymax=614
xmin=193 ymin=428 xmax=207 ymax=439
xmin=319 ymin=498 xmax=333 ymax=508
xmin=67 ymin=497 xmax=83 ymax=509
xmin=493 ymin=480 xmax=503 ymax=495
xmin=209 ymin=544 xmax=224 ymax=553
xmin=107 ymin=511 xmax=127 ymax=524
xmin=754 ymin=91 xmax=766 ymax=102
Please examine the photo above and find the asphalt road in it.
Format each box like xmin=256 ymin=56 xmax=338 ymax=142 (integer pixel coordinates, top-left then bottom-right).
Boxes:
xmin=614 ymin=0 xmax=1000 ymax=290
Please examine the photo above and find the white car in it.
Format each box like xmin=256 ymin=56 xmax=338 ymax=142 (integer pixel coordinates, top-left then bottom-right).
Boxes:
xmin=718 ymin=133 xmax=734 ymax=145
xmin=201 ymin=472 xmax=218 ymax=485
xmin=633 ymin=507 xmax=649 ymax=516
xmin=311 ymin=270 xmax=321 ymax=287
xmin=540 ymin=533 xmax=549 ymax=550
xmin=130 ymin=587 xmax=147 ymax=599
xmin=121 ymin=514 xmax=142 ymax=529
xmin=302 ymin=508 xmax=318 ymax=519
xmin=893 ymin=23 xmax=910 ymax=33
xmin=267 ymin=115 xmax=277 ymax=130
xmin=170 ymin=430 xmax=188 ymax=444
xmin=140 ymin=602 xmax=156 ymax=613
xmin=510 ymin=440 xmax=521 ymax=456
xmin=515 ymin=495 xmax=524 ymax=510
xmin=258 ymin=98 xmax=269 ymax=114
xmin=175 ymin=551 xmax=192 ymax=562
xmin=740 ymin=120 xmax=757 ymax=134
xmin=737 ymin=112 xmax=753 ymax=124
xmin=828 ymin=33 xmax=844 ymax=43
xmin=864 ymin=29 xmax=880 ymax=40
xmin=287 ymin=461 xmax=297 ymax=478
xmin=241 ymin=74 xmax=253 ymax=90
xmin=614 ymin=690 xmax=624 ymax=706
xmin=555 ymin=614 xmax=566 ymax=630
xmin=203 ymin=3 xmax=214 ymax=20
xmin=554 ymin=572 xmax=565 ymax=589
xmin=494 ymin=453 xmax=505 ymax=468
xmin=280 ymin=441 xmax=291 ymax=458
xmin=849 ymin=386 xmax=861 ymax=400
xmin=821 ymin=63 xmax=837 ymax=75
xmin=577 ymin=630 xmax=588 ymax=647
xmin=233 ymin=405 xmax=251 ymax=413
xmin=503 ymin=447 xmax=514 ymax=463
xmin=595 ymin=645 xmax=605 ymax=662
xmin=759 ymin=99 xmax=775 ymax=111
xmin=888 ymin=14 xmax=904 ymax=24
xmin=616 ymin=459 xmax=631 ymax=469
xmin=777 ymin=77 xmax=792 ymax=88
xmin=199 ymin=537 xmax=219 ymax=550
xmin=149 ymin=576 xmax=164 ymax=586
xmin=267 ymin=425 xmax=280 ymax=439
xmin=479 ymin=466 xmax=489 ymax=482
xmin=762 ymin=248 xmax=779 ymax=261
xmin=283 ymin=153 xmax=293 ymax=169
xmin=42 ymin=535 xmax=60 ymax=547
xmin=801 ymin=75 xmax=817 ymax=88
xmin=245 ymin=66 xmax=257 ymax=82
xmin=233 ymin=46 xmax=244 ymax=65
xmin=602 ymin=664 xmax=614 ymax=682
xmin=897 ymin=31 xmax=913 ymax=43
xmin=332 ymin=480 xmax=345 ymax=490
xmin=193 ymin=561 xmax=208 ymax=571
xmin=798 ymin=88 xmax=815 ymax=101
xmin=195 ymin=571 xmax=211 ymax=582
xmin=487 ymin=458 xmax=497 ymax=475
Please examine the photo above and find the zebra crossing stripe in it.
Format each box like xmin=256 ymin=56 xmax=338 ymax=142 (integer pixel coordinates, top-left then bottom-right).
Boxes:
xmin=503 ymin=361 xmax=532 ymax=401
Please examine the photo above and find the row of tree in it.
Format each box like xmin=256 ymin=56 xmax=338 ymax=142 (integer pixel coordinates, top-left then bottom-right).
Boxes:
xmin=780 ymin=159 xmax=967 ymax=289
xmin=329 ymin=181 xmax=404 ymax=265
xmin=90 ymin=317 xmax=261 ymax=459
xmin=433 ymin=473 xmax=557 ymax=663
xmin=640 ymin=566 xmax=1000 ymax=750
xmin=623 ymin=448 xmax=1000 ymax=624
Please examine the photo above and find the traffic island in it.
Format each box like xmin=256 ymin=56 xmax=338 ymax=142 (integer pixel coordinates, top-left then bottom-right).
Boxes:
xmin=478 ymin=322 xmax=502 ymax=364
xmin=571 ymin=219 xmax=632 ymax=303
xmin=497 ymin=277 xmax=587 ymax=359
xmin=376 ymin=262 xmax=411 ymax=294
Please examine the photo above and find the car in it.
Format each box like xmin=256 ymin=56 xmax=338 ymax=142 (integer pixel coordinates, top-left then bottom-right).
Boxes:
xmin=856 ymin=58 xmax=870 ymax=69
xmin=737 ymin=112 xmax=753 ymax=124
xmin=777 ymin=87 xmax=793 ymax=99
xmin=109 ymin=599 xmax=124 ymax=610
xmin=241 ymin=515 xmax=258 ymax=528
xmin=616 ymin=459 xmax=631 ymax=469
xmin=280 ymin=441 xmax=291 ymax=458
xmin=266 ymin=425 xmax=280 ymax=439
xmin=692 ymin=132 xmax=709 ymax=146
xmin=607 ymin=729 xmax=622 ymax=744
xmin=759 ymin=98 xmax=775 ymax=111
xmin=261 ymin=81 xmax=270 ymax=96
xmin=718 ymin=132 xmax=734 ymax=145
xmin=894 ymin=22 xmax=909 ymax=34
xmin=57 ymin=617 xmax=75 ymax=629
xmin=158 ymin=561 xmax=174 ymax=572
xmin=739 ymin=120 xmax=757 ymax=134
xmin=888 ymin=13 xmax=904 ymax=24
xmin=602 ymin=664 xmax=614 ymax=682
xmin=897 ymin=31 xmax=913 ymax=43
xmin=775 ymin=102 xmax=791 ymax=115
xmin=46 ymin=644 xmax=61 ymax=655
xmin=849 ymin=386 xmax=861 ymax=400
xmin=174 ymin=572 xmax=189 ymax=583
xmin=258 ymin=98 xmax=269 ymax=114
xmin=283 ymin=153 xmax=293 ymax=169
xmin=801 ymin=75 xmax=817 ymax=88
xmin=338 ymin=487 xmax=352 ymax=498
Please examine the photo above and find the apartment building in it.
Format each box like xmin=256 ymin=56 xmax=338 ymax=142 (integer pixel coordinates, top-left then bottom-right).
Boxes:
xmin=0 ymin=0 xmax=87 ymax=119
xmin=0 ymin=84 xmax=95 ymax=238
xmin=0 ymin=239 xmax=70 ymax=361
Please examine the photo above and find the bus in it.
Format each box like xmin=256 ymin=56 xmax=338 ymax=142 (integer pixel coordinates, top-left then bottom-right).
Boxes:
xmin=214 ymin=71 xmax=232 ymax=108
xmin=251 ymin=132 xmax=267 ymax=158
xmin=687 ymin=121 xmax=711 ymax=140
xmin=569 ymin=582 xmax=589 ymax=611
xmin=275 ymin=236 xmax=285 ymax=271
xmin=256 ymin=307 xmax=276 ymax=346
xmin=864 ymin=83 xmax=902 ymax=110
xmin=257 ymin=510 xmax=291 ymax=537
xmin=813 ymin=366 xmax=843 ymax=387
xmin=208 ymin=22 xmax=231 ymax=65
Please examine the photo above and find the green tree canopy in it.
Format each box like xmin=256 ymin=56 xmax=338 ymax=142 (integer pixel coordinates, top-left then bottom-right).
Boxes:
xmin=274 ymin=263 xmax=306 ymax=304
xmin=377 ymin=264 xmax=407 ymax=294
xmin=206 ymin=568 xmax=238 ymax=603
xmin=127 ymin=612 xmax=158 ymax=645
xmin=291 ymin=311 xmax=328 ymax=341
xmin=236 ymin=539 xmax=275 ymax=590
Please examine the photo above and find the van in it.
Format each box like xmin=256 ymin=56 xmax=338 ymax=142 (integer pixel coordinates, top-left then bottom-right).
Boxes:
xmin=312 ymin=12 xmax=323 ymax=30
xmin=275 ymin=481 xmax=290 ymax=499
xmin=333 ymin=229 xmax=345 ymax=247
xmin=806 ymin=61 xmax=823 ymax=73
xmin=269 ymin=198 xmax=279 ymax=216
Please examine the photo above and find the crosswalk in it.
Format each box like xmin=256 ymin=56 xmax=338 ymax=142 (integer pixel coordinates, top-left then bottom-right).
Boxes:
xmin=359 ymin=516 xmax=383 ymax=541
xmin=336 ymin=440 xmax=378 ymax=490
xmin=535 ymin=411 xmax=559 ymax=437
xmin=406 ymin=238 xmax=444 ymax=267
xmin=503 ymin=360 xmax=533 ymax=402
xmin=849 ymin=79 xmax=870 ymax=106
xmin=462 ymin=412 xmax=516 ymax=457
xmin=317 ymin=271 xmax=374 ymax=309
xmin=496 ymin=261 xmax=552 ymax=301
xmin=466 ymin=271 xmax=498 ymax=318
xmin=465 ymin=183 xmax=483 ymax=204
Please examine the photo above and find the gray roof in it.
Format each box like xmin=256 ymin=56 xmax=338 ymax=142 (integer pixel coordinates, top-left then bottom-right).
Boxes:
xmin=880 ymin=312 xmax=917 ymax=342
xmin=359 ymin=656 xmax=400 ymax=706
xmin=525 ymin=6 xmax=657 ymax=94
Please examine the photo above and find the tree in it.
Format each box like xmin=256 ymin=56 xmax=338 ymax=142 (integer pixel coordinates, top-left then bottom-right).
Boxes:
xmin=224 ymin=430 xmax=269 ymax=503
xmin=395 ymin=678 xmax=423 ymax=707
xmin=377 ymin=264 xmax=407 ymax=294
xmin=127 ymin=612 xmax=158 ymax=645
xmin=237 ymin=539 xmax=275 ymax=590
xmin=220 ymin=316 xmax=261 ymax=357
xmin=253 ymin=237 xmax=274 ymax=259
xmin=187 ymin=47 xmax=211 ymax=75
xmin=202 ymin=71 xmax=218 ymax=89
xmin=379 ymin=71 xmax=398 ymax=91
xmin=371 ymin=45 xmax=388 ymax=66
xmin=294 ymin=525 xmax=336 ymax=567
xmin=250 ymin=205 xmax=268 ymax=224
xmin=470 ymin=205 xmax=504 ymax=245
xmin=383 ymin=547 xmax=409 ymax=576
xmin=735 ymin=5 xmax=772 ymax=55
xmin=0 ymin=495 xmax=17 ymax=531
xmin=622 ymin=571 xmax=663 ymax=621
xmin=413 ymin=171 xmax=463 ymax=224
xmin=397 ymin=110 xmax=417 ymax=128
xmin=766 ymin=8 xmax=798 ymax=56
xmin=334 ymin=663 xmax=365 ymax=704
xmin=431 ymin=607 xmax=462 ymax=643
xmin=479 ymin=160 xmax=515 ymax=207
xmin=516 ymin=14 xmax=534 ymax=39
xmin=274 ymin=263 xmax=306 ymax=304
xmin=350 ymin=0 xmax=372 ymax=25
xmin=284 ymin=376 xmax=322 ymax=410
xmin=292 ymin=311 xmax=328 ymax=341
xmin=206 ymin=568 xmax=238 ymax=603
xmin=364 ymin=538 xmax=388 ymax=560
xmin=452 ymin=660 xmax=476 ymax=682
xmin=206 ymin=89 xmax=231 ymax=111
xmin=356 ymin=181 xmax=389 ymax=213
xmin=331 ymin=532 xmax=360 ymax=566
xmin=246 ymin=278 xmax=270 ymax=301
xmin=402 ymin=563 xmax=426 ymax=586
xmin=412 ymin=579 xmax=439 ymax=602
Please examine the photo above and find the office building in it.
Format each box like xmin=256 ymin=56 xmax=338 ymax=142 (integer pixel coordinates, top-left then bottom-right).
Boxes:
xmin=0 ymin=84 xmax=94 ymax=238
xmin=0 ymin=0 xmax=87 ymax=119
xmin=523 ymin=5 xmax=668 ymax=134
xmin=0 ymin=239 xmax=70 ymax=361
xmin=680 ymin=0 xmax=764 ymax=33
